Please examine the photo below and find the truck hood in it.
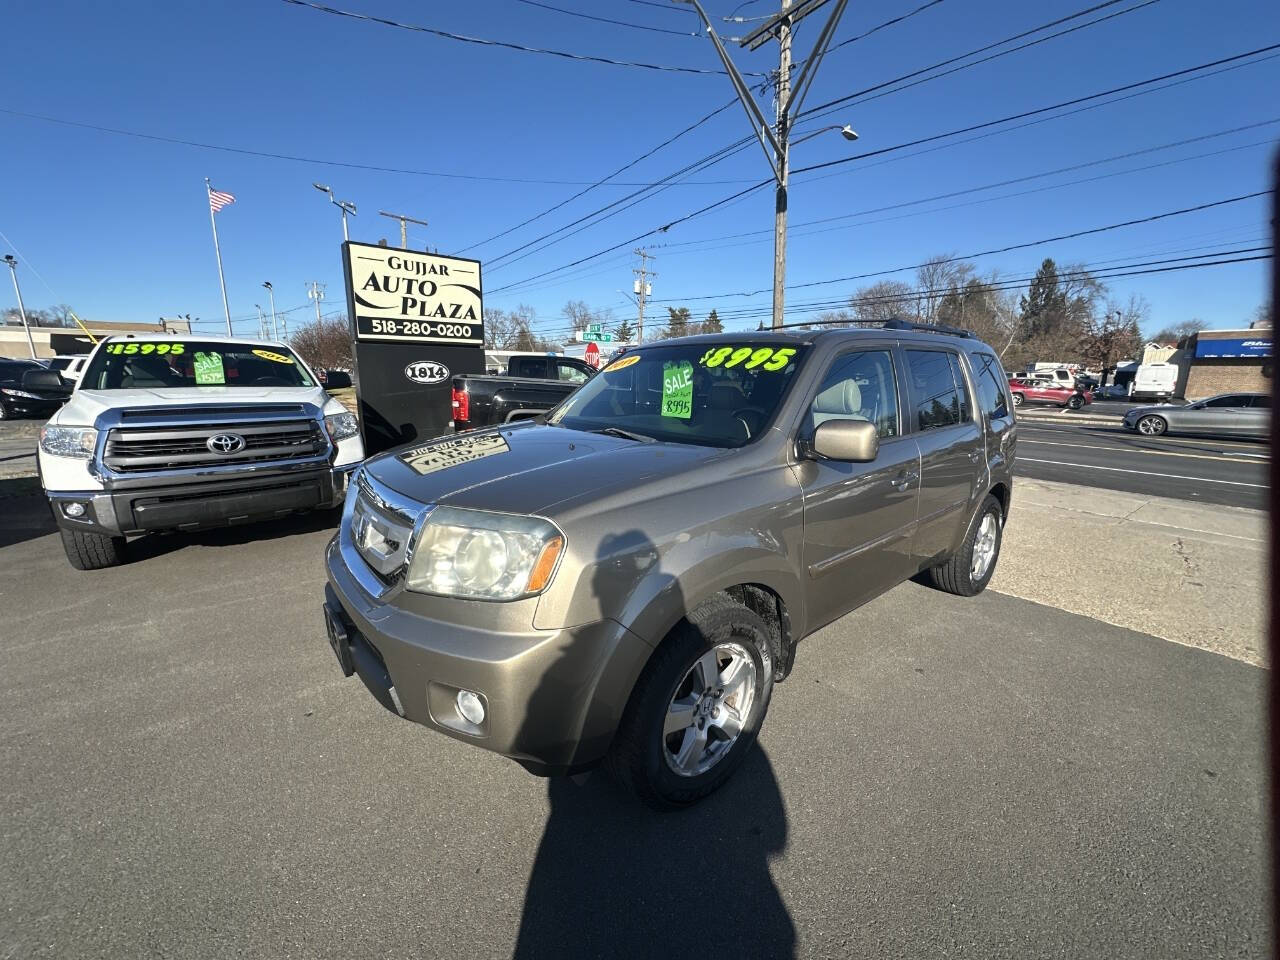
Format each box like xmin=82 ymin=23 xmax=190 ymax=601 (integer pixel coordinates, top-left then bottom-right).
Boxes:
xmin=364 ymin=423 xmax=727 ymax=516
xmin=55 ymin=386 xmax=330 ymax=426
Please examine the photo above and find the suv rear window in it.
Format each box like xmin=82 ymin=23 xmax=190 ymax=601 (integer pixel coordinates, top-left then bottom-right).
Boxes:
xmin=904 ymin=349 xmax=965 ymax=431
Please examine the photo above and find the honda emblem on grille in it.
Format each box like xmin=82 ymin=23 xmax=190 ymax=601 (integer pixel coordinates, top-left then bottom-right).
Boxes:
xmin=206 ymin=433 xmax=246 ymax=455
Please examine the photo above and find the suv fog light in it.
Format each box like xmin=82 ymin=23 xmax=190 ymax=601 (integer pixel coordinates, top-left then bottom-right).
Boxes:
xmin=63 ymin=502 xmax=86 ymax=518
xmin=456 ymin=690 xmax=486 ymax=726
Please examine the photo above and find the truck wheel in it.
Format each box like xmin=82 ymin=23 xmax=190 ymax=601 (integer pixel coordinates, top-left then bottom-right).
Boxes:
xmin=59 ymin=527 xmax=126 ymax=570
xmin=927 ymin=494 xmax=1003 ymax=597
xmin=608 ymin=594 xmax=775 ymax=810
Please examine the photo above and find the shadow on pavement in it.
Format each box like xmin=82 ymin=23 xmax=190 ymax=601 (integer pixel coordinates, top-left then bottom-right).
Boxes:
xmin=513 ymin=750 xmax=794 ymax=960
xmin=124 ymin=508 xmax=342 ymax=563
xmin=0 ymin=484 xmax=55 ymax=550
xmin=513 ymin=528 xmax=795 ymax=959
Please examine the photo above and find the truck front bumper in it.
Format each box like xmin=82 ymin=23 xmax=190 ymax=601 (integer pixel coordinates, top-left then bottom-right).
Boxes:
xmin=49 ymin=463 xmax=358 ymax=537
xmin=323 ymin=534 xmax=652 ymax=776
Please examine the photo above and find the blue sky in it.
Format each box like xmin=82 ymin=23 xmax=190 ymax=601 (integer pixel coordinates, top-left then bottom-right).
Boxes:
xmin=1 ymin=0 xmax=1276 ymax=343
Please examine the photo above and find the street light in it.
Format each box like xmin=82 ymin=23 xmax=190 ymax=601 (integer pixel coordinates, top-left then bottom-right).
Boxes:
xmin=262 ymin=281 xmax=279 ymax=340
xmin=3 ymin=254 xmax=37 ymax=359
xmin=312 ymin=182 xmax=357 ymax=241
xmin=790 ymin=123 xmax=859 ymax=147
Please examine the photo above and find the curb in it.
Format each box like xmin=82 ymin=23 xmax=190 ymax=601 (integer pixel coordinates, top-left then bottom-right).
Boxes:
xmin=1016 ymin=412 xmax=1123 ymax=425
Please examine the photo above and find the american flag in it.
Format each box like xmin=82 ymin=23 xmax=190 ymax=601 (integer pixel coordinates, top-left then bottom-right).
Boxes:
xmin=209 ymin=189 xmax=235 ymax=213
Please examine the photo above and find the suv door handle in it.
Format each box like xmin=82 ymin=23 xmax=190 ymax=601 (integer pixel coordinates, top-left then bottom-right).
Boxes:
xmin=891 ymin=470 xmax=919 ymax=490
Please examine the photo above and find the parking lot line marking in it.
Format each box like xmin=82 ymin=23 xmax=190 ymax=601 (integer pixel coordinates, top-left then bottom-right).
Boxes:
xmin=1019 ymin=458 xmax=1270 ymax=488
xmin=1018 ymin=438 xmax=1268 ymax=464
xmin=1017 ymin=424 xmax=1267 ymax=450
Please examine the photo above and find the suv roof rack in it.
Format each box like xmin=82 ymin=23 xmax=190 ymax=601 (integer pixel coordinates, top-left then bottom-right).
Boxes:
xmin=882 ymin=317 xmax=975 ymax=339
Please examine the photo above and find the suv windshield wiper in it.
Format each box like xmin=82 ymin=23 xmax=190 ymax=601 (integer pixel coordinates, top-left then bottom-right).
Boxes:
xmin=593 ymin=426 xmax=657 ymax=443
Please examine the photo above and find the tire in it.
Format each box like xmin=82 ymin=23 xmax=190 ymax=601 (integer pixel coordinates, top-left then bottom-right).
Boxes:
xmin=927 ymin=494 xmax=1003 ymax=597
xmin=0 ymin=401 xmax=9 ymax=421
xmin=1067 ymin=395 xmax=1083 ymax=410
xmin=59 ymin=526 xmax=126 ymax=570
xmin=1136 ymin=414 xmax=1167 ymax=436
xmin=608 ymin=593 xmax=775 ymax=810
xmin=1011 ymin=393 xmax=1024 ymax=408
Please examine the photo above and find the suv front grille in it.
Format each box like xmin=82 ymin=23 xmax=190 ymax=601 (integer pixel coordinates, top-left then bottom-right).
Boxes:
xmin=104 ymin=419 xmax=327 ymax=472
xmin=351 ymin=485 xmax=417 ymax=585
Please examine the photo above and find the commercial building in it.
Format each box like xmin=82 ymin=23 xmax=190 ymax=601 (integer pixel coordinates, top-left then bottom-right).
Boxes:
xmin=0 ymin=318 xmax=192 ymax=360
xmin=1177 ymin=328 xmax=1272 ymax=399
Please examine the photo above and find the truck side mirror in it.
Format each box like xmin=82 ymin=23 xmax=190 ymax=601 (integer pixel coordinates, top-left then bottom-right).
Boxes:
xmin=22 ymin=368 xmax=71 ymax=396
xmin=812 ymin=419 xmax=879 ymax=462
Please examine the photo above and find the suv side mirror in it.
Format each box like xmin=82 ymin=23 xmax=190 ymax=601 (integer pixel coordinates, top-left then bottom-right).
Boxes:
xmin=812 ymin=419 xmax=879 ymax=462
xmin=22 ymin=368 xmax=71 ymax=396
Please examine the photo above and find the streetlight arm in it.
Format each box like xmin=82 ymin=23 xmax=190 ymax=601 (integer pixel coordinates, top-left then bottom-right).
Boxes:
xmin=677 ymin=0 xmax=782 ymax=183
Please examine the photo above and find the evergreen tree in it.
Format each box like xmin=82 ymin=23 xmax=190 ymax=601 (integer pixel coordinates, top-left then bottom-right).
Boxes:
xmin=1018 ymin=258 xmax=1067 ymax=340
xmin=614 ymin=317 xmax=635 ymax=343
xmin=663 ymin=306 xmax=691 ymax=339
xmin=703 ymin=309 xmax=723 ymax=334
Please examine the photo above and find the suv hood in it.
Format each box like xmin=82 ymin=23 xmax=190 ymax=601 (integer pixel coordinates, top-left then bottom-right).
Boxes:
xmin=56 ymin=386 xmax=330 ymax=425
xmin=364 ymin=423 xmax=729 ymax=517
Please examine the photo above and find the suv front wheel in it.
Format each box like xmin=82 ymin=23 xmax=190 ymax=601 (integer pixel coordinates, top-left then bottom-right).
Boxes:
xmin=608 ymin=594 xmax=775 ymax=810
xmin=927 ymin=494 xmax=1003 ymax=597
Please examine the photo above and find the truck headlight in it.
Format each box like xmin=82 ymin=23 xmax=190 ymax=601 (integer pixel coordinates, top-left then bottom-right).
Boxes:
xmin=405 ymin=506 xmax=564 ymax=601
xmin=39 ymin=425 xmax=97 ymax=459
xmin=325 ymin=412 xmax=359 ymax=442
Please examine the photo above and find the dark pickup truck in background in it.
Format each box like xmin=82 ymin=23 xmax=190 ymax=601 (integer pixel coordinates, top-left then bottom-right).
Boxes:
xmin=451 ymin=353 xmax=595 ymax=431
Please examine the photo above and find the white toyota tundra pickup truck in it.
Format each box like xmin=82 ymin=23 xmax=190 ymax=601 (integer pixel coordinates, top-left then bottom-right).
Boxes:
xmin=33 ymin=334 xmax=364 ymax=570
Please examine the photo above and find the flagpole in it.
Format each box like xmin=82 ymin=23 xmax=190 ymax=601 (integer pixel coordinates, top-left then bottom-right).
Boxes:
xmin=205 ymin=178 xmax=233 ymax=335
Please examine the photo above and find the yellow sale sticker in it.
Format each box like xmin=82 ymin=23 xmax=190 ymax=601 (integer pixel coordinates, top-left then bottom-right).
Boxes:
xmin=252 ymin=349 xmax=294 ymax=364
xmin=698 ymin=345 xmax=796 ymax=371
xmin=603 ymin=354 xmax=641 ymax=373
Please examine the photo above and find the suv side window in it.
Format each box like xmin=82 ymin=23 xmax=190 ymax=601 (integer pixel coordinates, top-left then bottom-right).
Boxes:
xmin=946 ymin=353 xmax=972 ymax=422
xmin=807 ymin=349 xmax=899 ymax=439
xmin=556 ymin=359 xmax=589 ymax=383
xmin=972 ymin=352 xmax=1010 ymax=419
xmin=904 ymin=349 xmax=963 ymax=431
xmin=509 ymin=356 xmax=549 ymax=379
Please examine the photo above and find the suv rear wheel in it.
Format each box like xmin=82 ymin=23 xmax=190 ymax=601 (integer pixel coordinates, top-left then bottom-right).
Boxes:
xmin=60 ymin=527 xmax=126 ymax=570
xmin=927 ymin=494 xmax=1003 ymax=597
xmin=608 ymin=594 xmax=775 ymax=810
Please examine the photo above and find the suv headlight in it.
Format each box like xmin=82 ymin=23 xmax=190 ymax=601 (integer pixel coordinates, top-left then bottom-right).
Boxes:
xmin=405 ymin=506 xmax=564 ymax=601
xmin=40 ymin=425 xmax=97 ymax=459
xmin=325 ymin=411 xmax=359 ymax=442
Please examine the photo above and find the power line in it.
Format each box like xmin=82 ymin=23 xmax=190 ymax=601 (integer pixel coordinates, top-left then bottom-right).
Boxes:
xmin=477 ymin=0 xmax=1178 ymax=277
xmin=488 ymin=48 xmax=1279 ymax=296
xmin=279 ymin=0 xmax=764 ymax=76
xmin=512 ymin=0 xmax=698 ymax=37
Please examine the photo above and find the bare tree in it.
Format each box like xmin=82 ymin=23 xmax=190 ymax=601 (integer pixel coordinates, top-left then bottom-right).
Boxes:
xmin=1252 ymin=302 xmax=1272 ymax=328
xmin=915 ymin=255 xmax=975 ymax=323
xmin=1149 ymin=317 xmax=1206 ymax=344
xmin=850 ymin=280 xmax=915 ymax=324
xmin=561 ymin=300 xmax=593 ymax=336
xmin=290 ymin=314 xmax=353 ymax=371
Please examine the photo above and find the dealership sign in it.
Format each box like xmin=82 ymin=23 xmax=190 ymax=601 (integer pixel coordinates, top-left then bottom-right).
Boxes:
xmin=1194 ymin=337 xmax=1272 ymax=359
xmin=343 ymin=241 xmax=483 ymax=346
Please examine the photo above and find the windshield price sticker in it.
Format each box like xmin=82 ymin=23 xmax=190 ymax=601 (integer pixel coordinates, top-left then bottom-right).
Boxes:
xmin=661 ymin=360 xmax=694 ymax=420
xmin=252 ymin=349 xmax=293 ymax=364
xmin=104 ymin=342 xmax=185 ymax=356
xmin=193 ymin=351 xmax=226 ymax=385
xmin=699 ymin=346 xmax=796 ymax=372
xmin=603 ymin=354 xmax=641 ymax=374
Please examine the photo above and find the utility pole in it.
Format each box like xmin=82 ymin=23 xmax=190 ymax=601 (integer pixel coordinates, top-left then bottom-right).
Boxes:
xmin=632 ymin=249 xmax=656 ymax=344
xmin=262 ymin=281 xmax=279 ymax=340
xmin=256 ymin=304 xmax=266 ymax=339
xmin=307 ymin=282 xmax=326 ymax=324
xmin=679 ymin=0 xmax=854 ymax=328
xmin=3 ymin=255 xmax=37 ymax=359
xmin=378 ymin=210 xmax=429 ymax=250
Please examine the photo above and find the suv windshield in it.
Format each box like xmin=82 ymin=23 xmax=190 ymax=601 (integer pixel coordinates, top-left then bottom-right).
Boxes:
xmin=547 ymin=341 xmax=809 ymax=447
xmin=81 ymin=341 xmax=315 ymax=390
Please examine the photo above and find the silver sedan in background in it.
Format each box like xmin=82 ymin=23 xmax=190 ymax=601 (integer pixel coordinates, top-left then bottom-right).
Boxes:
xmin=1122 ymin=392 xmax=1270 ymax=438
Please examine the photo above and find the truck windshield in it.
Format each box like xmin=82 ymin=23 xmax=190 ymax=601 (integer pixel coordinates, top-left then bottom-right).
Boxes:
xmin=547 ymin=341 xmax=809 ymax=447
xmin=80 ymin=341 xmax=315 ymax=390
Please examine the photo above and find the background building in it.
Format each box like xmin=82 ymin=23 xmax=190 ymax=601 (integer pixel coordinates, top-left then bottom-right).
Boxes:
xmin=0 ymin=318 xmax=192 ymax=360
xmin=1178 ymin=328 xmax=1272 ymax=399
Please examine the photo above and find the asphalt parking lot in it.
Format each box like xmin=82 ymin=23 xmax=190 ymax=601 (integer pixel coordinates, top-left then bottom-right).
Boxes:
xmin=0 ymin=499 xmax=1268 ymax=959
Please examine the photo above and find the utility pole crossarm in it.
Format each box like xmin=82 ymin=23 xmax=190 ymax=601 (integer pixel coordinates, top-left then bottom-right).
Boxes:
xmin=678 ymin=0 xmax=782 ymax=183
xmin=784 ymin=0 xmax=849 ymax=118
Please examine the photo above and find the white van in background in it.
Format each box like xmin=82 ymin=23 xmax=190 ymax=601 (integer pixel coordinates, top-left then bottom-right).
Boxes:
xmin=1131 ymin=363 xmax=1179 ymax=401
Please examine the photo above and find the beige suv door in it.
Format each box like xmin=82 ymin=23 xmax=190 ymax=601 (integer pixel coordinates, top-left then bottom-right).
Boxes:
xmin=795 ymin=347 xmax=921 ymax=630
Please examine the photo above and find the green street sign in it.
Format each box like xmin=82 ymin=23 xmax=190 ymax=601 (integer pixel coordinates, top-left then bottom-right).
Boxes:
xmin=583 ymin=331 xmax=613 ymax=342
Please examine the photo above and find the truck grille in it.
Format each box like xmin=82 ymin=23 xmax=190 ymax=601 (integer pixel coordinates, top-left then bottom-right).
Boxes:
xmin=103 ymin=419 xmax=327 ymax=473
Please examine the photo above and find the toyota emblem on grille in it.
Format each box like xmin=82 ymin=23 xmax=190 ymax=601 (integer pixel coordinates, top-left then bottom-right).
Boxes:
xmin=207 ymin=433 xmax=246 ymax=455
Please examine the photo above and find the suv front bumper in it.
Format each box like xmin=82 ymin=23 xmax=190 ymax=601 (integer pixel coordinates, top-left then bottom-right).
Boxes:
xmin=48 ymin=463 xmax=357 ymax=537
xmin=323 ymin=534 xmax=652 ymax=776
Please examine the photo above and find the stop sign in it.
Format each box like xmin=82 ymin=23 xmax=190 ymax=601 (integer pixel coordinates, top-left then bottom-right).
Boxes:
xmin=584 ymin=341 xmax=600 ymax=369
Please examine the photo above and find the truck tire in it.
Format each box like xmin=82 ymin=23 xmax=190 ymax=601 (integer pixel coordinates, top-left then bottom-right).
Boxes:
xmin=608 ymin=593 xmax=775 ymax=810
xmin=59 ymin=527 xmax=126 ymax=570
xmin=927 ymin=494 xmax=1003 ymax=597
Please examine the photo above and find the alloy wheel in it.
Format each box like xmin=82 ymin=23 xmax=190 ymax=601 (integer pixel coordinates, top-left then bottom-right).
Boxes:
xmin=662 ymin=643 xmax=757 ymax=778
xmin=970 ymin=512 xmax=999 ymax=581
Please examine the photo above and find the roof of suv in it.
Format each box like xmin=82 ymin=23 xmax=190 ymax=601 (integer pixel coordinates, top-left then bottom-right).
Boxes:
xmin=630 ymin=323 xmax=991 ymax=351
